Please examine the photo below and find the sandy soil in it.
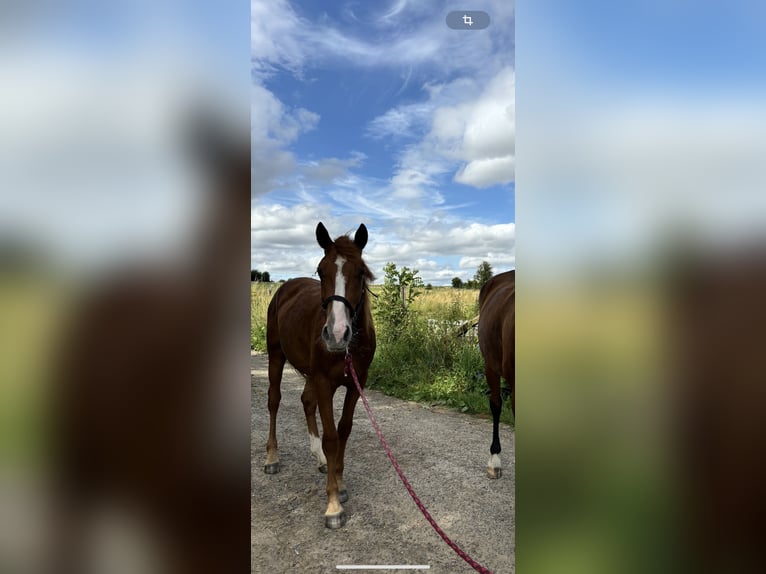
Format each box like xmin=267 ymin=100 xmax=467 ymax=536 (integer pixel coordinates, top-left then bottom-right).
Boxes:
xmin=251 ymin=352 xmax=515 ymax=574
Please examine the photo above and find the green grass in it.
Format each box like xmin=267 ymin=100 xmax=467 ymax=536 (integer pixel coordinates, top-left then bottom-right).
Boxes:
xmin=251 ymin=282 xmax=271 ymax=352
xmin=251 ymin=282 xmax=514 ymax=426
xmin=0 ymin=275 xmax=65 ymax=467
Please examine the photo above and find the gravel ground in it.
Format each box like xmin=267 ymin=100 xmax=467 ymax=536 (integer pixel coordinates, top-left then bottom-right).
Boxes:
xmin=251 ymin=352 xmax=515 ymax=574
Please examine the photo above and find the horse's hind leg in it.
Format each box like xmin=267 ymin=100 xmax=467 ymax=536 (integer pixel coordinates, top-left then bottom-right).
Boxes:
xmin=487 ymin=368 xmax=503 ymax=479
xmin=301 ymin=383 xmax=327 ymax=473
xmin=264 ymin=349 xmax=285 ymax=474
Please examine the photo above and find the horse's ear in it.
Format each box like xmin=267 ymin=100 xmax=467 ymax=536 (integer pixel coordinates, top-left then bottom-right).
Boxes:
xmin=354 ymin=223 xmax=368 ymax=251
xmin=316 ymin=222 xmax=333 ymax=250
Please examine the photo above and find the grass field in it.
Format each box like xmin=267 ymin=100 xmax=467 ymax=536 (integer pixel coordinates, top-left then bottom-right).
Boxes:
xmin=0 ymin=275 xmax=67 ymax=467
xmin=251 ymin=281 xmax=514 ymax=425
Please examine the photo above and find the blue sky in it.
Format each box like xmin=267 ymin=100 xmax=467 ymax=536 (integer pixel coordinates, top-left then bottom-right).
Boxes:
xmin=251 ymin=0 xmax=515 ymax=285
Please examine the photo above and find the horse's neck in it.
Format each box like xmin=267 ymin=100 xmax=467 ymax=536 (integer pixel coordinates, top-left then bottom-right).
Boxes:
xmin=355 ymin=294 xmax=374 ymax=337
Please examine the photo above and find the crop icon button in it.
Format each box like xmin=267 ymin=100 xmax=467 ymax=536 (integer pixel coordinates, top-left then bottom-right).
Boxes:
xmin=446 ymin=11 xmax=490 ymax=30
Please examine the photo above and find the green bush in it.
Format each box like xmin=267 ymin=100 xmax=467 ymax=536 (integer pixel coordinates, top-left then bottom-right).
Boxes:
xmin=250 ymin=267 xmax=513 ymax=426
xmin=369 ymin=266 xmax=513 ymax=425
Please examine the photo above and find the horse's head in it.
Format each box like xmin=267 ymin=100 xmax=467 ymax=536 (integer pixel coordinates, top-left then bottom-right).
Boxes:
xmin=315 ymin=222 xmax=373 ymax=352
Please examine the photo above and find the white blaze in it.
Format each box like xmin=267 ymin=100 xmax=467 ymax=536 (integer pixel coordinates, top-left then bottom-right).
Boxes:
xmin=331 ymin=255 xmax=349 ymax=342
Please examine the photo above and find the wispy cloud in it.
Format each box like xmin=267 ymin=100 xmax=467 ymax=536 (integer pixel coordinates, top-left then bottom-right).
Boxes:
xmin=366 ymin=100 xmax=433 ymax=140
xmin=251 ymin=0 xmax=515 ymax=284
xmin=251 ymin=83 xmax=320 ymax=196
xmin=299 ymin=152 xmax=366 ymax=184
xmin=251 ymin=0 xmax=514 ymax=77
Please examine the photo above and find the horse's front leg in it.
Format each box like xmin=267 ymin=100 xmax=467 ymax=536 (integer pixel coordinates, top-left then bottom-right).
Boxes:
xmin=315 ymin=376 xmax=345 ymax=528
xmin=335 ymin=382 xmax=361 ymax=504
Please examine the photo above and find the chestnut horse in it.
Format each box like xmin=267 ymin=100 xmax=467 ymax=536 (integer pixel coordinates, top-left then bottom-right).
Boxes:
xmin=263 ymin=222 xmax=376 ymax=529
xmin=477 ymin=270 xmax=515 ymax=479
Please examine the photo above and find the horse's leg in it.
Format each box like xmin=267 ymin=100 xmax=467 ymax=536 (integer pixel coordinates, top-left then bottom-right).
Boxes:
xmin=487 ymin=368 xmax=503 ymax=479
xmin=301 ymin=383 xmax=327 ymax=473
xmin=503 ymin=321 xmax=515 ymax=419
xmin=315 ymin=376 xmax=344 ymax=529
xmin=335 ymin=383 xmax=361 ymax=504
xmin=510 ymin=379 xmax=515 ymax=419
xmin=503 ymin=359 xmax=515 ymax=420
xmin=264 ymin=349 xmax=285 ymax=474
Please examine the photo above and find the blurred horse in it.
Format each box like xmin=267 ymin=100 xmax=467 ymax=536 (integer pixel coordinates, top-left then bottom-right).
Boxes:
xmin=52 ymin=118 xmax=250 ymax=573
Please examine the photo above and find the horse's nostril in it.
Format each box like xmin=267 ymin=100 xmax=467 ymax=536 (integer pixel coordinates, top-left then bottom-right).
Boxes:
xmin=321 ymin=325 xmax=330 ymax=341
xmin=343 ymin=326 xmax=351 ymax=341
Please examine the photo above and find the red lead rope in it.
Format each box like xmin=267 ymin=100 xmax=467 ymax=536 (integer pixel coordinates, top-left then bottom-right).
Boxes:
xmin=345 ymin=353 xmax=494 ymax=574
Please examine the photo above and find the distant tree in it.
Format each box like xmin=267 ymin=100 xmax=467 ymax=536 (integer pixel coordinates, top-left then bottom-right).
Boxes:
xmin=474 ymin=261 xmax=494 ymax=288
xmin=425 ymin=283 xmax=433 ymax=290
xmin=451 ymin=277 xmax=463 ymax=289
xmin=251 ymin=269 xmax=262 ymax=282
xmin=261 ymin=271 xmax=271 ymax=283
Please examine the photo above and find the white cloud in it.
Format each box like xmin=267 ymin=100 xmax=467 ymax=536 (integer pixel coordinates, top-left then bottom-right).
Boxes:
xmin=432 ymin=67 xmax=515 ymax=187
xmin=454 ymin=156 xmax=515 ymax=187
xmin=0 ymin=50 xmax=225 ymax=272
xmin=251 ymin=0 xmax=514 ymax=76
xmin=363 ymin=220 xmax=515 ymax=284
xmin=366 ymin=101 xmax=434 ymax=140
xmin=251 ymin=83 xmax=320 ymax=196
xmin=251 ymin=203 xmax=330 ymax=247
xmin=251 ymin=83 xmax=318 ymax=145
xmin=379 ymin=67 xmax=515 ymax=198
xmin=251 ymin=202 xmax=515 ymax=285
xmin=459 ymin=254 xmax=516 ymax=270
xmin=251 ymin=0 xmax=308 ymax=77
xmin=300 ymin=152 xmax=366 ymax=183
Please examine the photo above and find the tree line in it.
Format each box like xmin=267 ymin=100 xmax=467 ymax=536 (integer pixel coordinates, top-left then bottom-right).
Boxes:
xmin=451 ymin=261 xmax=493 ymax=289
xmin=251 ymin=260 xmax=496 ymax=288
xmin=251 ymin=269 xmax=271 ymax=282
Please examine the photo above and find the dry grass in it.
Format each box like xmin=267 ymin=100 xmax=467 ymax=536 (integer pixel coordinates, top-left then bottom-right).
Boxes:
xmin=250 ymin=282 xmax=274 ymax=351
xmin=367 ymin=284 xmax=480 ymax=321
xmin=250 ymin=281 xmax=508 ymax=423
xmin=251 ymin=283 xmax=482 ymax=351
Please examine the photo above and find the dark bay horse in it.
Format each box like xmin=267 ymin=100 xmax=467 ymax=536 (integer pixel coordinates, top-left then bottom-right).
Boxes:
xmin=264 ymin=222 xmax=376 ymax=529
xmin=52 ymin=121 xmax=250 ymax=573
xmin=477 ymin=270 xmax=515 ymax=479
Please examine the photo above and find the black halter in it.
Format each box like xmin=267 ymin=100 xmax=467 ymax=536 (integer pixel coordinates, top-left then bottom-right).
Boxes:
xmin=321 ymin=294 xmax=365 ymax=327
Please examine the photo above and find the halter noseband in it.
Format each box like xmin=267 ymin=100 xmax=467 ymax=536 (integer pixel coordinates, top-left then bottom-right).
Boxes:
xmin=321 ymin=293 xmax=365 ymax=326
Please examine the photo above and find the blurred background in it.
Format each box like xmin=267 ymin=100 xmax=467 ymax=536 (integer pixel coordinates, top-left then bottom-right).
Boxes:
xmin=518 ymin=1 xmax=766 ymax=573
xmin=0 ymin=1 xmax=250 ymax=572
xmin=3 ymin=1 xmax=766 ymax=573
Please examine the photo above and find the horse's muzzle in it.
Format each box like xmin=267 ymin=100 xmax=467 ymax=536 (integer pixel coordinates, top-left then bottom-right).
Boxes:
xmin=321 ymin=324 xmax=351 ymax=352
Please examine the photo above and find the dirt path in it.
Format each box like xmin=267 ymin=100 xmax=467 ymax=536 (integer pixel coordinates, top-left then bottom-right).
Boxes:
xmin=251 ymin=352 xmax=515 ymax=574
